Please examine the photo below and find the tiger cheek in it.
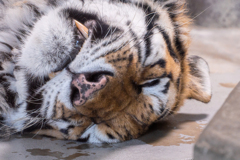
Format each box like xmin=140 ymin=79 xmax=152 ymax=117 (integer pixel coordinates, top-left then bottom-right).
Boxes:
xmin=75 ymin=48 xmax=140 ymax=120
xmin=75 ymin=77 xmax=130 ymax=118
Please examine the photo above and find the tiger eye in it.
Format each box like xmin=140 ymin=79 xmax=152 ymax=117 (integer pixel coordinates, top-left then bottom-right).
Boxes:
xmin=75 ymin=40 xmax=81 ymax=47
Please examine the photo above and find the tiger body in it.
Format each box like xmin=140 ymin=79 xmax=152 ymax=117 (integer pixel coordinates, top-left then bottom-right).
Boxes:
xmin=0 ymin=0 xmax=211 ymax=143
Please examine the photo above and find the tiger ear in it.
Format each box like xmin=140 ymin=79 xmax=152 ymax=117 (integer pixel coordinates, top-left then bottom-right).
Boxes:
xmin=74 ymin=20 xmax=89 ymax=39
xmin=186 ymin=55 xmax=212 ymax=103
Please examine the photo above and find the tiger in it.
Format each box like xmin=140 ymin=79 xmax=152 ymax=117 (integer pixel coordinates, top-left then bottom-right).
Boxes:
xmin=0 ymin=0 xmax=211 ymax=143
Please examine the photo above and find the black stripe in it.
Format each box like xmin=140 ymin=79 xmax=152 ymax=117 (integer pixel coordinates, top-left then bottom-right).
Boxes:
xmin=5 ymin=88 xmax=17 ymax=109
xmin=90 ymin=30 xmax=123 ymax=56
xmin=150 ymin=59 xmax=166 ymax=68
xmin=176 ymin=76 xmax=180 ymax=89
xmin=164 ymin=2 xmax=186 ymax=58
xmin=52 ymin=94 xmax=58 ymax=118
xmin=159 ymin=107 xmax=165 ymax=114
xmin=115 ymin=130 xmax=123 ymax=140
xmin=77 ymin=135 xmax=90 ymax=142
xmin=0 ymin=52 xmax=13 ymax=63
xmin=141 ymin=79 xmax=160 ymax=87
xmin=127 ymin=54 xmax=133 ymax=67
xmin=23 ymin=21 xmax=33 ymax=30
xmin=174 ymin=28 xmax=185 ymax=58
xmin=0 ymin=63 xmax=3 ymax=70
xmin=107 ymin=133 xmax=115 ymax=139
xmin=144 ymin=103 xmax=147 ymax=108
xmin=0 ymin=115 xmax=4 ymax=121
xmin=91 ymin=47 xmax=101 ymax=55
xmin=0 ymin=42 xmax=13 ymax=50
xmin=149 ymin=104 xmax=154 ymax=113
xmin=16 ymin=35 xmax=23 ymax=43
xmin=129 ymin=28 xmax=142 ymax=63
xmin=47 ymin=0 xmax=58 ymax=6
xmin=25 ymin=73 xmax=50 ymax=96
xmin=157 ymin=108 xmax=170 ymax=120
xmin=167 ymin=72 xmax=173 ymax=81
xmin=120 ymin=0 xmax=130 ymax=3
xmin=25 ymin=3 xmax=42 ymax=18
xmin=110 ymin=0 xmax=130 ymax=3
xmin=97 ymin=42 xmax=128 ymax=58
xmin=162 ymin=81 xmax=170 ymax=94
xmin=14 ymin=66 xmax=24 ymax=72
xmin=135 ymin=3 xmax=159 ymax=63
xmin=156 ymin=26 xmax=178 ymax=61
xmin=0 ymin=76 xmax=17 ymax=108
xmin=44 ymin=101 xmax=50 ymax=117
xmin=60 ymin=129 xmax=68 ymax=135
xmin=164 ymin=2 xmax=178 ymax=13
xmin=18 ymin=29 xmax=29 ymax=42
xmin=0 ymin=73 xmax=13 ymax=78
xmin=25 ymin=72 xmax=50 ymax=117
xmin=172 ymin=105 xmax=179 ymax=112
xmin=131 ymin=114 xmax=147 ymax=127
xmin=26 ymin=92 xmax=43 ymax=117
xmin=61 ymin=104 xmax=64 ymax=119
xmin=124 ymin=126 xmax=133 ymax=140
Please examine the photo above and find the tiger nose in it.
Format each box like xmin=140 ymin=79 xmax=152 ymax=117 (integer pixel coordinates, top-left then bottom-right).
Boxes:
xmin=71 ymin=73 xmax=108 ymax=106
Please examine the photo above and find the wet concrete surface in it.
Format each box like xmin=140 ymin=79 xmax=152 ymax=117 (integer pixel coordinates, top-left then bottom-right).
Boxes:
xmin=194 ymin=83 xmax=240 ymax=160
xmin=0 ymin=27 xmax=240 ymax=160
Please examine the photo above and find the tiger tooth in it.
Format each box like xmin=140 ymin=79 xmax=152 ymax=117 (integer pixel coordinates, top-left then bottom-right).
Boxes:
xmin=74 ymin=20 xmax=88 ymax=39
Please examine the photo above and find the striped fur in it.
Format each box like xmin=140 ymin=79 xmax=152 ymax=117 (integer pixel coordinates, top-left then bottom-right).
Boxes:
xmin=0 ymin=0 xmax=211 ymax=143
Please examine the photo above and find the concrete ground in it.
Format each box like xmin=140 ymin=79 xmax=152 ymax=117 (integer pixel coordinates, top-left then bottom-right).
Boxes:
xmin=0 ymin=27 xmax=240 ymax=160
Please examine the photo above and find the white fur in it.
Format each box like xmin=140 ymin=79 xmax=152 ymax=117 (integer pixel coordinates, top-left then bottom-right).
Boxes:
xmin=39 ymin=70 xmax=73 ymax=118
xmin=144 ymin=29 xmax=167 ymax=66
xmin=48 ymin=119 xmax=71 ymax=130
xmin=19 ymin=8 xmax=75 ymax=77
xmin=80 ymin=124 xmax=120 ymax=143
xmin=13 ymin=70 xmax=28 ymax=102
xmin=3 ymin=103 xmax=27 ymax=131
xmin=196 ymin=58 xmax=212 ymax=96
xmin=142 ymin=77 xmax=170 ymax=114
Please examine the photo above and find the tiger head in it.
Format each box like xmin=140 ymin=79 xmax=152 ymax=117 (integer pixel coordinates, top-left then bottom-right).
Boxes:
xmin=16 ymin=0 xmax=211 ymax=141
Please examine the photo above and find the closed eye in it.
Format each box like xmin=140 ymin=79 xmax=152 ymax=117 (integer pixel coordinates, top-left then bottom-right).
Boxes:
xmin=141 ymin=79 xmax=160 ymax=87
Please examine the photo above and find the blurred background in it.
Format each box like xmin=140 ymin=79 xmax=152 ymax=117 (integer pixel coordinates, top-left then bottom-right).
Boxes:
xmin=186 ymin=0 xmax=240 ymax=74
xmin=187 ymin=0 xmax=240 ymax=28
xmin=187 ymin=1 xmax=240 ymax=159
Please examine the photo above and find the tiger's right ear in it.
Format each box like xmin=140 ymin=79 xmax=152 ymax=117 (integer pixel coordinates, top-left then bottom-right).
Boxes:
xmin=186 ymin=55 xmax=212 ymax=103
xmin=74 ymin=20 xmax=89 ymax=39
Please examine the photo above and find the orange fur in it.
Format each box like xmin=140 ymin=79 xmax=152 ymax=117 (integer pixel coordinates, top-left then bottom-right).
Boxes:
xmin=32 ymin=0 xmax=211 ymax=141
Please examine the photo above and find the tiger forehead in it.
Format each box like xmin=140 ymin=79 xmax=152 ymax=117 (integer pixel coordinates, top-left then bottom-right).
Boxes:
xmin=75 ymin=0 xmax=179 ymax=60
xmin=105 ymin=48 xmax=136 ymax=70
xmin=104 ymin=45 xmax=176 ymax=82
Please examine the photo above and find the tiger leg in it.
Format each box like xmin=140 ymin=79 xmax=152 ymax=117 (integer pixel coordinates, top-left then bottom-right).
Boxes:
xmin=30 ymin=119 xmax=92 ymax=140
xmin=78 ymin=113 xmax=150 ymax=143
xmin=29 ymin=102 xmax=92 ymax=140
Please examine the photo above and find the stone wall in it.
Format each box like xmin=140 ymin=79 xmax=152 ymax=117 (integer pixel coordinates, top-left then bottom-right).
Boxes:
xmin=187 ymin=0 xmax=240 ymax=28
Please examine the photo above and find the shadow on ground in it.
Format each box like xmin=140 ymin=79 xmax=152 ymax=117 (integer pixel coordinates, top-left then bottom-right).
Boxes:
xmin=139 ymin=113 xmax=208 ymax=146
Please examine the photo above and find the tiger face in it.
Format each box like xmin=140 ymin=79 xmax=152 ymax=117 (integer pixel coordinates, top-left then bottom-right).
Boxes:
xmin=1 ymin=0 xmax=211 ymax=143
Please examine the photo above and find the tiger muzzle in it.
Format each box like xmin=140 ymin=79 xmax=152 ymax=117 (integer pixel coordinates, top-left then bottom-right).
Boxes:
xmin=71 ymin=73 xmax=108 ymax=106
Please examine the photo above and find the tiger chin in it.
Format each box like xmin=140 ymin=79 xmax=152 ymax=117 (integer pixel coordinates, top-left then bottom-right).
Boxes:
xmin=0 ymin=0 xmax=211 ymax=143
